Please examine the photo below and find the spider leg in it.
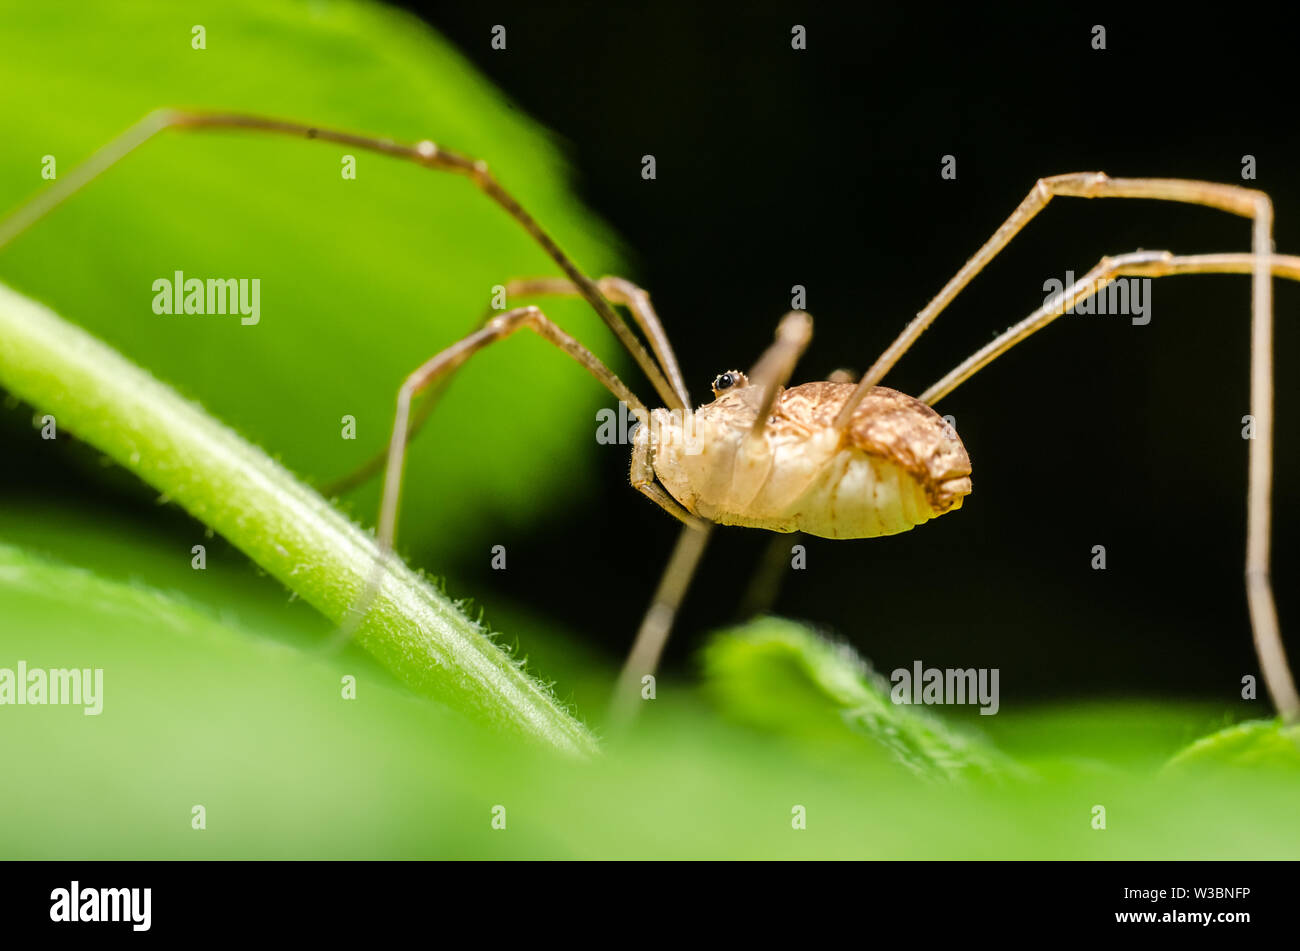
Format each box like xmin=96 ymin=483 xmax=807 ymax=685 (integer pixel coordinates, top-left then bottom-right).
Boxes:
xmin=746 ymin=311 xmax=814 ymax=438
xmin=609 ymin=522 xmax=713 ymax=728
xmin=0 ymin=108 xmax=684 ymax=411
xmin=835 ymin=173 xmax=1275 ymax=428
xmin=923 ymin=250 xmax=1300 ymax=722
xmin=611 ymin=419 xmax=712 ymax=723
xmin=0 ymin=112 xmax=720 ymax=672
xmin=505 ymin=275 xmax=691 ymax=408
xmin=331 ymin=304 xmax=649 ymax=646
xmin=737 ymin=529 xmax=803 ymax=620
xmin=609 ymin=312 xmax=814 ymax=723
xmin=320 ymin=306 xmax=497 ymax=497
xmin=737 ymin=362 xmax=854 ymax=620
xmin=327 ymin=274 xmax=696 ymax=498
xmin=921 ymin=252 xmax=1300 ymax=403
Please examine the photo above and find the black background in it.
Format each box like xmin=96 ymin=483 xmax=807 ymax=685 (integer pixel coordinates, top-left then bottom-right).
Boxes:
xmin=8 ymin=3 xmax=1300 ymax=707
xmin=411 ymin=3 xmax=1300 ymax=705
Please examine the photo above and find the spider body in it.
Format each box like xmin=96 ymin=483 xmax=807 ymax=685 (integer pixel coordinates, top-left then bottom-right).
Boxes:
xmin=637 ymin=376 xmax=971 ymax=539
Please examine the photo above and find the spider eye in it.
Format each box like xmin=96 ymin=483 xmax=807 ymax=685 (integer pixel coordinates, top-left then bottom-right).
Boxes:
xmin=713 ymin=372 xmax=735 ymax=391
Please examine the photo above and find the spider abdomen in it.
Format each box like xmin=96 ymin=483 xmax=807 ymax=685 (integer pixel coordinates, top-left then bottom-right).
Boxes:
xmin=713 ymin=440 xmax=941 ymax=537
xmin=644 ymin=382 xmax=972 ymax=539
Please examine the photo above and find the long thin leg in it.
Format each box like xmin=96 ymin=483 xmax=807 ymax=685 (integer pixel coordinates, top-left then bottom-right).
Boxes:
xmin=633 ymin=482 xmax=707 ymax=528
xmin=322 ymin=306 xmax=497 ymax=497
xmin=921 ymin=252 xmax=1300 ymax=404
xmin=747 ymin=310 xmax=813 ymax=437
xmin=737 ymin=363 xmax=851 ymax=619
xmin=505 ymin=276 xmax=692 ymax=408
xmin=327 ymin=274 xmax=693 ymax=498
xmin=333 ymin=304 xmax=653 ymax=643
xmin=320 ymin=379 xmax=451 ymax=498
xmin=611 ymin=408 xmax=713 ymax=722
xmin=923 ymin=250 xmax=1300 ymax=722
xmin=610 ymin=310 xmax=815 ymax=723
xmin=834 ymin=173 xmax=1274 ymax=428
xmin=0 ymin=109 xmax=685 ymax=412
xmin=736 ymin=529 xmax=802 ymax=619
xmin=609 ymin=522 xmax=713 ymax=728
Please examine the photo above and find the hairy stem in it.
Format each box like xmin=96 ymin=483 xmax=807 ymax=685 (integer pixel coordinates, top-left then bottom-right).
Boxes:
xmin=0 ymin=281 xmax=598 ymax=758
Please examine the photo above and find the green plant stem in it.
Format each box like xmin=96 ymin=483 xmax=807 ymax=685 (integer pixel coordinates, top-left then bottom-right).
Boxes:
xmin=0 ymin=281 xmax=598 ymax=758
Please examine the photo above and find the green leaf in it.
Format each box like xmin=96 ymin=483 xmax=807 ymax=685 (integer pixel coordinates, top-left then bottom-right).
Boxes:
xmin=700 ymin=616 xmax=1013 ymax=781
xmin=0 ymin=0 xmax=629 ymax=569
xmin=6 ymin=554 xmax=1299 ymax=858
xmin=0 ymin=282 xmax=597 ymax=756
xmin=0 ymin=542 xmax=558 ymax=858
xmin=1166 ymin=719 xmax=1300 ymax=772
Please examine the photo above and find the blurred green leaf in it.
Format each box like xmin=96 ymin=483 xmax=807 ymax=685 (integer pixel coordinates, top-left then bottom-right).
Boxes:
xmin=701 ymin=617 xmax=1013 ymax=781
xmin=5 ymin=548 xmax=1299 ymax=858
xmin=0 ymin=541 xmax=561 ymax=858
xmin=1166 ymin=719 xmax=1300 ymax=772
xmin=0 ymin=282 xmax=597 ymax=753
xmin=0 ymin=0 xmax=628 ymax=572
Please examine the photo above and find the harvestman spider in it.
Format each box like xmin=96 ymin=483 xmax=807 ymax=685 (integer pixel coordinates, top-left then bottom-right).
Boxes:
xmin=3 ymin=110 xmax=1298 ymax=727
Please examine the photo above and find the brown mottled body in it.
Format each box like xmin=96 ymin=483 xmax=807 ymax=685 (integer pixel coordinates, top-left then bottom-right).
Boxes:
xmin=635 ymin=376 xmax=971 ymax=539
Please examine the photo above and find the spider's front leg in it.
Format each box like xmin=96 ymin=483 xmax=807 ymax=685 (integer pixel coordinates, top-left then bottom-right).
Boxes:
xmin=325 ymin=273 xmax=697 ymax=499
xmin=503 ymin=275 xmax=691 ymax=408
xmin=334 ymin=304 xmax=649 ymax=644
